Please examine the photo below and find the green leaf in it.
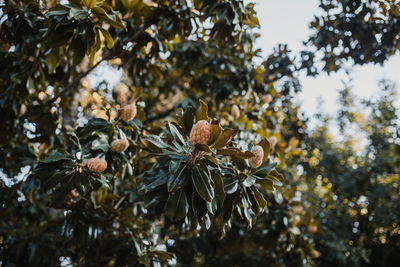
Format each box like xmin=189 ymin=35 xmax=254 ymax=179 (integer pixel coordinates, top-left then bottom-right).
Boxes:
xmin=47 ymin=8 xmax=69 ymax=16
xmin=141 ymin=135 xmax=171 ymax=149
xmin=242 ymin=175 xmax=256 ymax=187
xmin=217 ymin=147 xmax=254 ymax=159
xmin=41 ymin=151 xmax=73 ymax=163
xmin=91 ymin=6 xmax=107 ymax=16
xmin=91 ymin=132 xmax=109 ymax=152
xmin=168 ymin=122 xmax=185 ymax=145
xmin=167 ymin=164 xmax=187 ymax=192
xmin=165 ymin=189 xmax=189 ymax=221
xmin=69 ymin=36 xmax=87 ymax=66
xmin=195 ymin=144 xmax=212 ymax=153
xmin=221 ymin=192 xmax=237 ymax=222
xmin=169 ymin=160 xmax=181 ymax=174
xmin=251 ymin=159 xmax=277 ymax=177
xmin=99 ymin=28 xmax=114 ymax=49
xmin=211 ymin=172 xmax=225 ymax=206
xmin=208 ymin=121 xmax=222 ymax=145
xmin=212 ymin=128 xmax=237 ymax=149
xmin=120 ymin=0 xmax=138 ymax=10
xmin=203 ymin=155 xmax=219 ymax=167
xmin=98 ymin=14 xmax=126 ymax=29
xmin=82 ymin=0 xmax=96 ymax=9
xmin=192 ymin=166 xmax=214 ymax=202
xmin=257 ymin=178 xmax=274 ymax=191
xmin=142 ymin=170 xmax=170 ymax=192
xmin=69 ymin=7 xmax=87 ymax=20
xmin=268 ymin=169 xmax=285 ymax=182
xmin=223 ymin=175 xmax=238 ymax=194
xmin=252 ymin=187 xmax=267 ymax=210
xmin=196 ymin=99 xmax=208 ymax=121
xmin=183 ymin=106 xmax=195 ymax=132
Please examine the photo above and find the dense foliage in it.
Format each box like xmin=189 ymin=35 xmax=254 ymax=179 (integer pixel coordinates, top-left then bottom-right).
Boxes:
xmin=305 ymin=0 xmax=400 ymax=72
xmin=1 ymin=0 xmax=399 ymax=266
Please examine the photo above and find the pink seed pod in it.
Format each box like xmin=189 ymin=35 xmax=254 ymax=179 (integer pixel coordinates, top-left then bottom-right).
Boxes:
xmin=114 ymin=83 xmax=129 ymax=94
xmin=189 ymin=120 xmax=211 ymax=145
xmin=262 ymin=94 xmax=273 ymax=104
xmin=110 ymin=139 xmax=129 ymax=153
xmin=121 ymin=103 xmax=137 ymax=121
xmin=293 ymin=206 xmax=303 ymax=214
xmin=308 ymin=225 xmax=318 ymax=234
xmin=268 ymin=136 xmax=278 ymax=149
xmin=116 ymin=92 xmax=127 ymax=104
xmin=249 ymin=145 xmax=264 ymax=168
xmin=20 ymin=104 xmax=27 ymax=115
xmin=292 ymin=215 xmax=301 ymax=225
xmin=231 ymin=104 xmax=240 ymax=119
xmin=87 ymin=158 xmax=107 ymax=173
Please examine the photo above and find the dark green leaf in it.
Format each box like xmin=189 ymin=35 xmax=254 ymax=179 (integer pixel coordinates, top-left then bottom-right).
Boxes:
xmin=192 ymin=166 xmax=214 ymax=202
xmin=165 ymin=189 xmax=189 ymax=221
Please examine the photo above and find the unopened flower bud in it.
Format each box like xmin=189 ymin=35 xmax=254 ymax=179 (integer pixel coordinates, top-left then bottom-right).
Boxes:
xmin=249 ymin=145 xmax=264 ymax=168
xmin=262 ymin=94 xmax=273 ymax=104
xmin=293 ymin=205 xmax=303 ymax=214
xmin=292 ymin=215 xmax=301 ymax=225
xmin=268 ymin=136 xmax=278 ymax=149
xmin=308 ymin=225 xmax=318 ymax=234
xmin=114 ymin=83 xmax=129 ymax=104
xmin=87 ymin=158 xmax=107 ymax=173
xmin=189 ymin=120 xmax=211 ymax=145
xmin=20 ymin=104 xmax=27 ymax=115
xmin=231 ymin=104 xmax=240 ymax=119
xmin=110 ymin=138 xmax=129 ymax=153
xmin=116 ymin=92 xmax=127 ymax=104
xmin=121 ymin=103 xmax=137 ymax=121
xmin=114 ymin=83 xmax=129 ymax=95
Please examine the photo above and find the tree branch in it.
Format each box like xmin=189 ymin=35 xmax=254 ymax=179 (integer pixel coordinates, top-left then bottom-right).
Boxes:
xmin=47 ymin=54 xmax=112 ymax=104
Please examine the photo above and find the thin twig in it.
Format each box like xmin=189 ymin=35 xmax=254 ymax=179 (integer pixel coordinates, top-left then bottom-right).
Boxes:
xmin=47 ymin=54 xmax=111 ymax=104
xmin=114 ymin=196 xmax=126 ymax=209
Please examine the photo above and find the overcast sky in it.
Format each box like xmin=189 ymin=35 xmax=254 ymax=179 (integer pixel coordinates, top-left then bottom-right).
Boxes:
xmin=253 ymin=0 xmax=400 ymax=119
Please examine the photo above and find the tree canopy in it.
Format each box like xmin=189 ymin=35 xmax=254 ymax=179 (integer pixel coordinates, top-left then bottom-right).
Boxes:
xmin=1 ymin=0 xmax=400 ymax=266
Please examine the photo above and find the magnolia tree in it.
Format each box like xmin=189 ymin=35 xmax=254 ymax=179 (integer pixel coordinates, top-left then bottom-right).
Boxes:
xmin=0 ymin=0 xmax=312 ymax=266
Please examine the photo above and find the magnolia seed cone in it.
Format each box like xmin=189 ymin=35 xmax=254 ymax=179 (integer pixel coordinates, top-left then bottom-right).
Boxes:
xmin=87 ymin=158 xmax=107 ymax=173
xmin=121 ymin=103 xmax=137 ymax=121
xmin=114 ymin=83 xmax=129 ymax=95
xmin=116 ymin=92 xmax=127 ymax=104
xmin=249 ymin=145 xmax=264 ymax=168
xmin=110 ymin=138 xmax=129 ymax=153
xmin=308 ymin=225 xmax=318 ymax=234
xmin=231 ymin=104 xmax=240 ymax=119
xmin=190 ymin=120 xmax=211 ymax=145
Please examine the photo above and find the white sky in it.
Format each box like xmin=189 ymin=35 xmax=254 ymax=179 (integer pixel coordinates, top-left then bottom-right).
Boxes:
xmin=253 ymin=0 xmax=400 ymax=118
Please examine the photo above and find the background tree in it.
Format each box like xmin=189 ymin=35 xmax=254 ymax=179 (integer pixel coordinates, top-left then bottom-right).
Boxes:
xmin=304 ymin=0 xmax=400 ymax=72
xmin=300 ymin=81 xmax=400 ymax=266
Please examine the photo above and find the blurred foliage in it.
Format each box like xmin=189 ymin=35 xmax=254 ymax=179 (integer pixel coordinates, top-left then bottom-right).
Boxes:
xmin=305 ymin=0 xmax=400 ymax=72
xmin=300 ymin=81 xmax=400 ymax=266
